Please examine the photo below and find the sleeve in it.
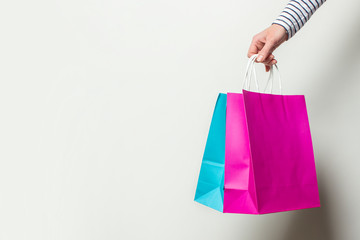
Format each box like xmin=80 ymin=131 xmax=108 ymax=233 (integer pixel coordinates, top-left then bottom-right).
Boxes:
xmin=272 ymin=0 xmax=326 ymax=39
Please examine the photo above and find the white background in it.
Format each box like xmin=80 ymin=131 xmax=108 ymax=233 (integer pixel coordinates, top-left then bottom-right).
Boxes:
xmin=0 ymin=0 xmax=359 ymax=239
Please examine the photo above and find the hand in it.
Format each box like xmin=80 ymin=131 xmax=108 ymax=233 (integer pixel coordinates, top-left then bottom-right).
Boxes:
xmin=247 ymin=24 xmax=288 ymax=72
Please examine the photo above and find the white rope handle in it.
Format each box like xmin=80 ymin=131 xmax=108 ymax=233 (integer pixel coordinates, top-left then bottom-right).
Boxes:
xmin=243 ymin=54 xmax=259 ymax=91
xmin=243 ymin=54 xmax=282 ymax=94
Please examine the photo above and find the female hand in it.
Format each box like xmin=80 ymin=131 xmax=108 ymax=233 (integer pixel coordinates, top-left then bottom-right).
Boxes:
xmin=248 ymin=24 xmax=288 ymax=72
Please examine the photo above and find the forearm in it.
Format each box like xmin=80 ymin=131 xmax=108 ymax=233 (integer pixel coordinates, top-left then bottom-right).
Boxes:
xmin=272 ymin=0 xmax=326 ymax=39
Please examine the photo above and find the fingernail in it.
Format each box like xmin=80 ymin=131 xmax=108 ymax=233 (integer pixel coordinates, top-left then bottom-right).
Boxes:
xmin=257 ymin=55 xmax=264 ymax=62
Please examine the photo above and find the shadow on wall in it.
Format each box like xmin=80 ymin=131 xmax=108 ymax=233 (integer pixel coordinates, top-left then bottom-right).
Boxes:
xmin=278 ymin=13 xmax=360 ymax=240
xmin=280 ymin=14 xmax=360 ymax=240
xmin=311 ymin=12 xmax=360 ymax=112
xmin=279 ymin=172 xmax=335 ymax=240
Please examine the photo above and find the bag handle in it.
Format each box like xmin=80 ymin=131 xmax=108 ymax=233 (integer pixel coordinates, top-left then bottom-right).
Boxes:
xmin=242 ymin=54 xmax=282 ymax=94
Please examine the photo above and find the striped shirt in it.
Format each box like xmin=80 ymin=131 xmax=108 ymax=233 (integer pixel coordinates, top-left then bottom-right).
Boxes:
xmin=273 ymin=0 xmax=326 ymax=39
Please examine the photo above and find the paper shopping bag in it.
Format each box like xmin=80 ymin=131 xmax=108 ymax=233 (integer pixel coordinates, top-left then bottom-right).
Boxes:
xmin=194 ymin=93 xmax=227 ymax=212
xmin=195 ymin=54 xmax=320 ymax=214
xmin=224 ymin=90 xmax=320 ymax=214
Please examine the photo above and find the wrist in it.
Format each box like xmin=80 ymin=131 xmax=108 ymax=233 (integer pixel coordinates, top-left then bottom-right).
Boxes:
xmin=271 ymin=23 xmax=289 ymax=41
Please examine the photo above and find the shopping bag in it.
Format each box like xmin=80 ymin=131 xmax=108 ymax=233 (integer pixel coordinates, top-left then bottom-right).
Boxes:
xmin=194 ymin=93 xmax=226 ymax=212
xmin=195 ymin=55 xmax=320 ymax=214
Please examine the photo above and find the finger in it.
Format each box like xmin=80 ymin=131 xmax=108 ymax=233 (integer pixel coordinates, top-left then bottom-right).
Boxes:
xmin=270 ymin=59 xmax=277 ymax=65
xmin=262 ymin=54 xmax=274 ymax=64
xmin=247 ymin=43 xmax=259 ymax=58
xmin=247 ymin=37 xmax=263 ymax=58
xmin=265 ymin=59 xmax=277 ymax=67
xmin=257 ymin=40 xmax=275 ymax=62
xmin=265 ymin=65 xmax=270 ymax=72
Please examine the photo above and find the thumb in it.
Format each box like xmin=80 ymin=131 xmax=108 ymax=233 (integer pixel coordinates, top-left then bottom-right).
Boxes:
xmin=257 ymin=40 xmax=275 ymax=62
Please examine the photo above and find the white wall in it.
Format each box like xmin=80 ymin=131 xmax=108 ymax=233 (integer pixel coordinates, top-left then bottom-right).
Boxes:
xmin=0 ymin=0 xmax=359 ymax=239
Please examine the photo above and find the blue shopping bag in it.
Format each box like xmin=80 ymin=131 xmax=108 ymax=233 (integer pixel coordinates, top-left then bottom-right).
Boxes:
xmin=194 ymin=93 xmax=227 ymax=212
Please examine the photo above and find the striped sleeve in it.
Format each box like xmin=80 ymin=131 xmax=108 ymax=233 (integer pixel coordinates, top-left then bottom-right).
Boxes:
xmin=272 ymin=0 xmax=326 ymax=39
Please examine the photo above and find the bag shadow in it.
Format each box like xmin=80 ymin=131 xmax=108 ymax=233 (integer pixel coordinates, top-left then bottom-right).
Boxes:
xmin=279 ymin=169 xmax=335 ymax=240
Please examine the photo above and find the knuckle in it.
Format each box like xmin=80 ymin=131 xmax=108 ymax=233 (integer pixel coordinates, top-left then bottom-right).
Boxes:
xmin=267 ymin=38 xmax=276 ymax=45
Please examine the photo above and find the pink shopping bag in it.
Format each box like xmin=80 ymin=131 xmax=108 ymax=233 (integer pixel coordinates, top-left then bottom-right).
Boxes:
xmin=223 ymin=55 xmax=320 ymax=214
